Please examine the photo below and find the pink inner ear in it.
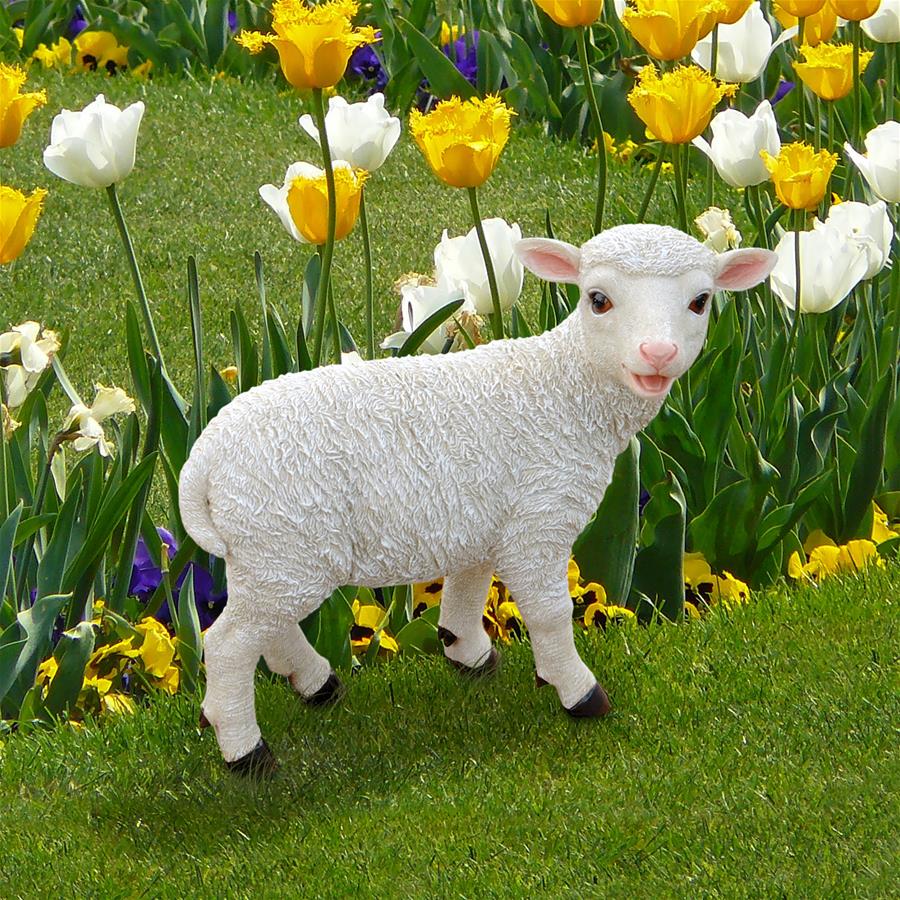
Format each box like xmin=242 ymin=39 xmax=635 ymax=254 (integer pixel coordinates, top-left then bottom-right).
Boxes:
xmin=526 ymin=248 xmax=580 ymax=283
xmin=716 ymin=250 xmax=777 ymax=291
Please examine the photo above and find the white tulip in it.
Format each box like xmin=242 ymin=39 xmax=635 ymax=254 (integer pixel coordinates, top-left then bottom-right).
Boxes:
xmin=43 ymin=94 xmax=144 ymax=188
xmin=770 ymin=226 xmax=869 ymax=314
xmin=692 ymin=101 xmax=780 ymax=188
xmin=692 ymin=4 xmax=797 ymax=83
xmin=695 ymin=207 xmax=742 ymax=252
xmin=299 ymin=93 xmax=401 ymax=172
xmin=381 ymin=275 xmax=467 ymax=355
xmin=63 ymin=384 xmax=135 ymax=456
xmin=815 ymin=201 xmax=894 ymax=280
xmin=845 ymin=122 xmax=900 ymax=203
xmin=434 ymin=219 xmax=524 ymax=316
xmin=861 ymin=0 xmax=900 ymax=42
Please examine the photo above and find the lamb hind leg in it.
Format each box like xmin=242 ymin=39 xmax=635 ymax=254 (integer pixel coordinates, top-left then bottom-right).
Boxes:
xmin=200 ymin=606 xmax=277 ymax=776
xmin=438 ymin=561 xmax=498 ymax=675
xmin=500 ymin=563 xmax=611 ymax=717
xmin=263 ymin=620 xmax=343 ymax=706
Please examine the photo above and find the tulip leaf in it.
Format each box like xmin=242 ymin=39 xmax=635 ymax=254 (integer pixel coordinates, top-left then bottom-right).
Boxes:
xmin=204 ymin=0 xmax=230 ymax=67
xmin=397 ymin=17 xmax=476 ymax=100
xmin=572 ymin=437 xmax=639 ymax=606
xmin=395 ymin=616 xmax=441 ymax=656
xmin=125 ymin=303 xmax=152 ymax=414
xmin=397 ymin=298 xmax=465 ymax=357
xmin=230 ymin=304 xmax=259 ymax=393
xmin=42 ymin=621 xmax=95 ymax=718
xmin=0 ymin=504 xmax=23 ymax=606
xmin=302 ymin=586 xmax=354 ymax=671
xmin=207 ymin=365 xmax=233 ymax=421
xmin=175 ymin=567 xmax=202 ymax=692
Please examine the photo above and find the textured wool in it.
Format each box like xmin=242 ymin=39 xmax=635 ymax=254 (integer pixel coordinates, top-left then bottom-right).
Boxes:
xmin=180 ymin=224 xmax=776 ymax=763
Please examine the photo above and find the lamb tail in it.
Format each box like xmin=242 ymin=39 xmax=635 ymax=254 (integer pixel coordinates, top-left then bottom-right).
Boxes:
xmin=178 ymin=447 xmax=228 ymax=558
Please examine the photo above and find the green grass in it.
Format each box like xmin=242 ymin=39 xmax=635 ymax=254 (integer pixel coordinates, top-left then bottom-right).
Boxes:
xmin=0 ymin=564 xmax=897 ymax=897
xmin=1 ymin=68 xmax=685 ymax=394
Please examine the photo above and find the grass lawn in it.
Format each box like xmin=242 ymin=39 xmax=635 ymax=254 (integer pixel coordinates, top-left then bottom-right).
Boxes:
xmin=0 ymin=563 xmax=897 ymax=896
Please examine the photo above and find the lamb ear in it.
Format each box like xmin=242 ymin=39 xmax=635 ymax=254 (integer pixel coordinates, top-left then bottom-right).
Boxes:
xmin=515 ymin=238 xmax=582 ymax=284
xmin=714 ymin=248 xmax=778 ymax=291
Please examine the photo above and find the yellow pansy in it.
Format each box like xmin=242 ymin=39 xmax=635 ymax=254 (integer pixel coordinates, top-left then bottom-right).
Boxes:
xmin=628 ymin=65 xmax=733 ymax=144
xmin=872 ymin=504 xmax=899 ymax=544
xmin=102 ymin=693 xmax=136 ymax=715
xmin=13 ymin=28 xmax=23 ymax=48
xmin=0 ymin=186 xmax=47 ymax=265
xmin=760 ymin=143 xmax=838 ymax=210
xmin=73 ymin=31 xmax=130 ymax=73
xmin=567 ymin=558 xmax=581 ymax=595
xmin=802 ymin=528 xmax=836 ymax=554
xmin=440 ymin=22 xmax=464 ymax=45
xmin=683 ymin=552 xmax=750 ymax=611
xmin=830 ymin=0 xmax=882 ymax=20
xmin=773 ymin=2 xmax=838 ymax=46
xmin=236 ymin=0 xmax=378 ymax=90
xmin=350 ymin=599 xmax=398 ymax=655
xmin=483 ymin=579 xmax=523 ymax=643
xmin=622 ymin=0 xmax=726 ymax=61
xmin=36 ymin=656 xmax=59 ymax=687
xmin=584 ymin=601 xmax=637 ymax=628
xmin=156 ymin=666 xmax=180 ymax=695
xmin=134 ymin=617 xmax=176 ymax=677
xmin=286 ymin=162 xmax=368 ymax=245
xmin=130 ymin=60 xmax=153 ymax=80
xmin=82 ymin=674 xmax=114 ymax=696
xmin=533 ymin=0 xmax=604 ymax=27
xmin=794 ymin=42 xmax=873 ymax=101
xmin=0 ymin=64 xmax=47 ymax=149
xmin=410 ymin=94 xmax=515 ymax=189
xmin=789 ymin=538 xmax=884 ymax=581
xmin=412 ymin=579 xmax=443 ymax=617
xmin=31 ymin=37 xmax=73 ymax=70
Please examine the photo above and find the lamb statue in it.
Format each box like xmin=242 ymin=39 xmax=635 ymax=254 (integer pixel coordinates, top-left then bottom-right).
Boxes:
xmin=179 ymin=224 xmax=776 ymax=774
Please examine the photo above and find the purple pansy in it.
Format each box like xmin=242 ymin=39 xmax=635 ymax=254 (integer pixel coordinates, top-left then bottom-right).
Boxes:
xmin=772 ymin=80 xmax=794 ymax=105
xmin=347 ymin=44 xmax=388 ymax=93
xmin=228 ymin=10 xmax=238 ymax=32
xmin=68 ymin=4 xmax=87 ymax=38
xmin=443 ymin=31 xmax=479 ymax=86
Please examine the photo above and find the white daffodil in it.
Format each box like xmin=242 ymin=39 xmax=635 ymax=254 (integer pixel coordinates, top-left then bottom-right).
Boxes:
xmin=692 ymin=3 xmax=797 ymax=83
xmin=381 ymin=275 xmax=467 ymax=355
xmin=770 ymin=225 xmax=869 ymax=313
xmin=815 ymin=201 xmax=894 ymax=280
xmin=63 ymin=384 xmax=135 ymax=456
xmin=0 ymin=321 xmax=60 ymax=408
xmin=695 ymin=207 xmax=742 ymax=252
xmin=844 ymin=121 xmax=900 ymax=203
xmin=299 ymin=93 xmax=401 ymax=172
xmin=861 ymin=0 xmax=900 ymax=42
xmin=434 ymin=219 xmax=524 ymax=316
xmin=692 ymin=100 xmax=781 ymax=188
xmin=43 ymin=94 xmax=145 ymax=189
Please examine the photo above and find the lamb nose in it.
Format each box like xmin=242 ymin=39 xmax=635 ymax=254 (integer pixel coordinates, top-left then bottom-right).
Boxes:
xmin=639 ymin=341 xmax=678 ymax=368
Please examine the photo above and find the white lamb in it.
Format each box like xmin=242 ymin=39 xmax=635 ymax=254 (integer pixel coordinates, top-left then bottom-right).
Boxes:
xmin=178 ymin=224 xmax=776 ymax=774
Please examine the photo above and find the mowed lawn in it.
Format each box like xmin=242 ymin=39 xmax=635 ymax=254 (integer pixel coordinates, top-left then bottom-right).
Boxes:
xmin=0 ymin=564 xmax=897 ymax=897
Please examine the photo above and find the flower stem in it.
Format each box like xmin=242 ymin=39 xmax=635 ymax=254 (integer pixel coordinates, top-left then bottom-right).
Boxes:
xmin=705 ymin=25 xmax=719 ymax=209
xmin=360 ymin=190 xmax=375 ymax=360
xmin=310 ymin=88 xmax=338 ymax=368
xmin=851 ymin=20 xmax=861 ymax=152
xmin=575 ymin=25 xmax=607 ymax=234
xmin=328 ymin=280 xmax=341 ymax=363
xmin=467 ymin=187 xmax=503 ymax=341
xmin=638 ymin=145 xmax=666 ymax=222
xmin=106 ymin=184 xmax=165 ymax=369
xmin=887 ymin=42 xmax=896 ymax=123
xmin=673 ymin=143 xmax=689 ymax=232
xmin=789 ymin=211 xmax=803 ymax=355
xmin=796 ymin=18 xmax=806 ymax=141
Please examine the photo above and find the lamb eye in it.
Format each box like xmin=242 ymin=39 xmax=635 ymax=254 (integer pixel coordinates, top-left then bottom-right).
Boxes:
xmin=589 ymin=291 xmax=613 ymax=315
xmin=689 ymin=292 xmax=710 ymax=315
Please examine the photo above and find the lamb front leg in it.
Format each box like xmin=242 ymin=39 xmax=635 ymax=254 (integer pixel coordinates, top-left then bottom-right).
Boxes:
xmin=438 ymin=561 xmax=498 ymax=675
xmin=500 ymin=563 xmax=611 ymax=717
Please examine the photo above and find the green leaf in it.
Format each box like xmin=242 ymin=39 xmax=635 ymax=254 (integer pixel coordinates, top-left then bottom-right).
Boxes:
xmin=8 ymin=593 xmax=70 ymax=705
xmin=187 ymin=255 xmax=207 ymax=448
xmin=395 ymin=616 xmax=441 ymax=655
xmin=572 ymin=437 xmax=639 ymax=605
xmin=42 ymin=622 xmax=95 ymax=718
xmin=125 ymin=303 xmax=152 ymax=413
xmin=397 ymin=17 xmax=476 ymax=99
xmin=0 ymin=504 xmax=23 ymax=606
xmin=302 ymin=587 xmax=354 ymax=671
xmin=175 ymin=567 xmax=202 ymax=692
xmin=397 ymin=298 xmax=465 ymax=357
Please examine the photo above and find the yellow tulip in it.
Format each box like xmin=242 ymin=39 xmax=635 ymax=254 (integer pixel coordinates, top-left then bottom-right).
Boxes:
xmin=0 ymin=186 xmax=47 ymax=265
xmin=830 ymin=0 xmax=882 ymax=20
xmin=622 ymin=0 xmax=726 ymax=61
xmin=237 ymin=0 xmax=378 ymax=90
xmin=286 ymin=162 xmax=368 ymax=244
xmin=774 ymin=0 xmax=827 ymax=14
xmin=760 ymin=142 xmax=838 ymax=210
xmin=0 ymin=64 xmax=47 ymax=149
xmin=716 ymin=0 xmax=754 ymax=25
xmin=73 ymin=30 xmax=130 ymax=74
xmin=794 ymin=42 xmax=874 ymax=101
xmin=773 ymin=1 xmax=838 ymax=45
xmin=627 ymin=65 xmax=732 ymax=144
xmin=409 ymin=94 xmax=515 ymax=188
xmin=533 ymin=0 xmax=604 ymax=27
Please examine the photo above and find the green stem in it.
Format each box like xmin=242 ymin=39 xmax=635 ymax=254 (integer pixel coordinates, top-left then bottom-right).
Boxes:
xmin=105 ymin=184 xmax=165 ymax=368
xmin=851 ymin=21 xmax=861 ymax=152
xmin=310 ymin=88 xmax=338 ymax=368
xmin=705 ymin=25 xmax=719 ymax=209
xmin=789 ymin=211 xmax=803 ymax=356
xmin=638 ymin=145 xmax=666 ymax=222
xmin=813 ymin=95 xmax=821 ymax=152
xmin=575 ymin=25 xmax=606 ymax=234
xmin=467 ymin=187 xmax=503 ymax=340
xmin=328 ymin=281 xmax=341 ymax=363
xmin=887 ymin=42 xmax=896 ymax=124
xmin=797 ymin=17 xmax=806 ymax=142
xmin=360 ymin=190 xmax=374 ymax=360
xmin=673 ymin=143 xmax=689 ymax=232
xmin=13 ymin=433 xmax=63 ymax=607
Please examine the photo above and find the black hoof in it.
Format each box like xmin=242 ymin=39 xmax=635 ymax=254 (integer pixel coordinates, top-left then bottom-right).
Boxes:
xmin=304 ymin=671 xmax=344 ymax=707
xmin=198 ymin=709 xmax=211 ymax=729
xmin=565 ymin=683 xmax=612 ymax=718
xmin=225 ymin=739 xmax=278 ymax=778
xmin=449 ymin=646 xmax=500 ymax=678
xmin=437 ymin=626 xmax=458 ymax=647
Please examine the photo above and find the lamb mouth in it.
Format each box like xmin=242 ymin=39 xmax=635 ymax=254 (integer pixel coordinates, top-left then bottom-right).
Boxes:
xmin=627 ymin=370 xmax=675 ymax=397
